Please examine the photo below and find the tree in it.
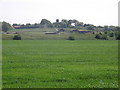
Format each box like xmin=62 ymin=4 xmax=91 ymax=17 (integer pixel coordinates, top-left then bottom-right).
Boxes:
xmin=77 ymin=22 xmax=83 ymax=26
xmin=95 ymin=34 xmax=101 ymax=39
xmin=104 ymin=31 xmax=107 ymax=34
xmin=68 ymin=20 xmax=73 ymax=27
xmin=104 ymin=26 xmax=109 ymax=30
xmin=109 ymin=32 xmax=114 ymax=37
xmin=56 ymin=19 xmax=59 ymax=22
xmin=116 ymin=34 xmax=120 ymax=40
xmin=26 ymin=23 xmax=31 ymax=26
xmin=53 ymin=22 xmax=61 ymax=28
xmin=68 ymin=20 xmax=72 ymax=25
xmin=95 ymin=34 xmax=108 ymax=40
xmin=101 ymin=34 xmax=108 ymax=40
xmin=61 ymin=19 xmax=69 ymax=28
xmin=12 ymin=23 xmax=18 ymax=26
xmin=13 ymin=35 xmax=21 ymax=40
xmin=60 ymin=21 xmax=68 ymax=28
xmin=115 ymin=32 xmax=120 ymax=40
xmin=93 ymin=32 xmax=95 ymax=34
xmin=40 ymin=19 xmax=53 ymax=28
xmin=86 ymin=26 xmax=95 ymax=30
xmin=109 ymin=26 xmax=117 ymax=30
xmin=2 ymin=21 xmax=13 ymax=32
xmin=68 ymin=36 xmax=75 ymax=40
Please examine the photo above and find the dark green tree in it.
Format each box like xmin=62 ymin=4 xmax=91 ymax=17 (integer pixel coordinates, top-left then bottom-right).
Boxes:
xmin=109 ymin=32 xmax=114 ymax=37
xmin=40 ymin=19 xmax=53 ymax=28
xmin=95 ymin=34 xmax=101 ymax=39
xmin=2 ymin=21 xmax=12 ymax=32
xmin=13 ymin=35 xmax=21 ymax=40
xmin=68 ymin=36 xmax=75 ymax=40
xmin=115 ymin=32 xmax=120 ymax=40
xmin=56 ymin=19 xmax=59 ymax=22
xmin=95 ymin=34 xmax=108 ymax=40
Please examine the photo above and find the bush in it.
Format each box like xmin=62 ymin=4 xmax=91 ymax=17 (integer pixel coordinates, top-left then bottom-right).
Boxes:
xmin=101 ymin=35 xmax=108 ymax=40
xmin=68 ymin=36 xmax=75 ymax=40
xmin=95 ymin=34 xmax=108 ymax=40
xmin=109 ymin=32 xmax=114 ymax=37
xmin=95 ymin=34 xmax=101 ymax=39
xmin=116 ymin=35 xmax=120 ymax=40
xmin=13 ymin=35 xmax=21 ymax=40
xmin=104 ymin=31 xmax=107 ymax=34
xmin=99 ymin=32 xmax=103 ymax=35
xmin=115 ymin=32 xmax=120 ymax=40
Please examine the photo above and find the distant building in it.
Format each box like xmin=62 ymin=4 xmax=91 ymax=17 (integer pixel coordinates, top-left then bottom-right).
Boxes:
xmin=45 ymin=32 xmax=57 ymax=34
xmin=70 ymin=29 xmax=79 ymax=32
xmin=70 ymin=29 xmax=91 ymax=33
xmin=57 ymin=29 xmax=65 ymax=33
xmin=13 ymin=25 xmax=21 ymax=29
xmin=78 ymin=30 xmax=91 ymax=33
xmin=11 ymin=32 xmax=18 ymax=34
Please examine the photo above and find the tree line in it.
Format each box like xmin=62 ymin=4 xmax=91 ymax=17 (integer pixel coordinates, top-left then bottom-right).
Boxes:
xmin=2 ymin=19 xmax=119 ymax=32
xmin=1 ymin=19 xmax=120 ymax=40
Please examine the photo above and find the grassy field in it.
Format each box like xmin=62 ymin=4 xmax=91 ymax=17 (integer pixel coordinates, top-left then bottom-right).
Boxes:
xmin=2 ymin=40 xmax=118 ymax=88
xmin=2 ymin=28 xmax=96 ymax=40
xmin=0 ymin=39 xmax=2 ymax=89
xmin=2 ymin=28 xmax=117 ymax=40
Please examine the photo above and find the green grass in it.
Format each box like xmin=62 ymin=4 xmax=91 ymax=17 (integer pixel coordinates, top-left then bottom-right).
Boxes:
xmin=2 ymin=40 xmax=118 ymax=88
xmin=0 ymin=39 xmax=2 ymax=89
xmin=3 ymin=28 xmax=96 ymax=40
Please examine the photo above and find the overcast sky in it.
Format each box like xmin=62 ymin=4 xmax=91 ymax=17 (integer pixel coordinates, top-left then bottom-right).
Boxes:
xmin=0 ymin=0 xmax=119 ymax=26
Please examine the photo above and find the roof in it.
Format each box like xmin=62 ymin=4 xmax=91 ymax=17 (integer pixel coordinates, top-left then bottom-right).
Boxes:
xmin=79 ymin=30 xmax=90 ymax=31
xmin=45 ymin=32 xmax=57 ymax=34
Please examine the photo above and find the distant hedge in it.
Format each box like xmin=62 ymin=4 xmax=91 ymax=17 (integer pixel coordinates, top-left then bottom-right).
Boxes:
xmin=95 ymin=34 xmax=108 ymax=40
xmin=13 ymin=35 xmax=21 ymax=40
xmin=68 ymin=36 xmax=75 ymax=40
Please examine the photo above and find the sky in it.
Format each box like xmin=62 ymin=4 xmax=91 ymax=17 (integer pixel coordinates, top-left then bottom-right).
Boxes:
xmin=0 ymin=0 xmax=119 ymax=26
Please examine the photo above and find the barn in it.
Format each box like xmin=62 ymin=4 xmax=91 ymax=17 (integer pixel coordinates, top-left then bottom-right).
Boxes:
xmin=78 ymin=30 xmax=91 ymax=33
xmin=45 ymin=32 xmax=57 ymax=34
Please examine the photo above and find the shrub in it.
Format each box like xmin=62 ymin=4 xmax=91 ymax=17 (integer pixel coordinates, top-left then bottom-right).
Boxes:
xmin=93 ymin=32 xmax=95 ymax=34
xmin=95 ymin=34 xmax=108 ymax=40
xmin=95 ymin=34 xmax=101 ymax=39
xmin=101 ymin=35 xmax=108 ymax=40
xmin=68 ymin=36 xmax=75 ymax=40
xmin=99 ymin=32 xmax=103 ymax=35
xmin=116 ymin=35 xmax=120 ymax=40
xmin=13 ymin=35 xmax=21 ymax=40
xmin=109 ymin=32 xmax=114 ymax=37
xmin=104 ymin=32 xmax=107 ymax=34
xmin=115 ymin=32 xmax=120 ymax=40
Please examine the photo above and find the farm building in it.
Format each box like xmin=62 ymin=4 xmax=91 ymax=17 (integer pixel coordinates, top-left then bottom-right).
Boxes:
xmin=56 ymin=29 xmax=65 ymax=33
xmin=45 ymin=32 xmax=57 ymax=34
xmin=70 ymin=29 xmax=78 ymax=32
xmin=70 ymin=29 xmax=91 ymax=33
xmin=9 ymin=32 xmax=18 ymax=34
xmin=78 ymin=30 xmax=91 ymax=33
xmin=13 ymin=25 xmax=21 ymax=29
xmin=58 ymin=29 xmax=65 ymax=32
xmin=72 ymin=29 xmax=78 ymax=32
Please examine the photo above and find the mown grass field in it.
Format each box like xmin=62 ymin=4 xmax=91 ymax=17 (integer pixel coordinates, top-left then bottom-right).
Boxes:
xmin=2 ymin=40 xmax=118 ymax=88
